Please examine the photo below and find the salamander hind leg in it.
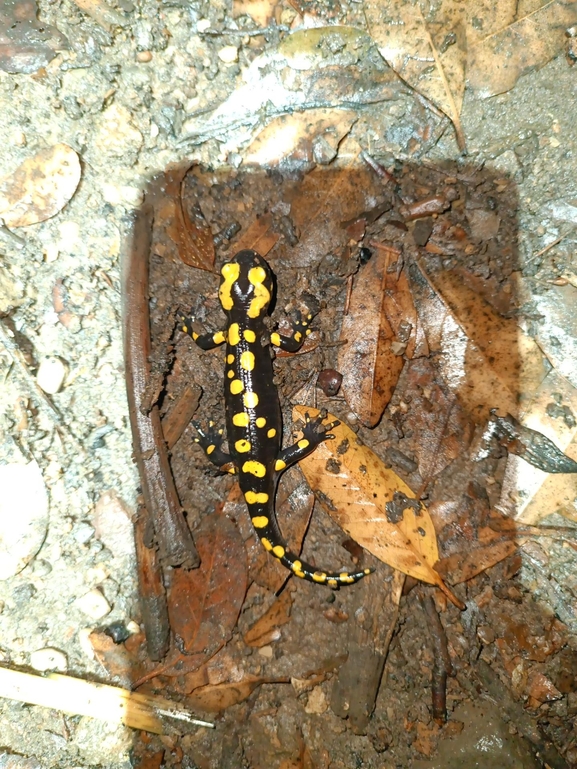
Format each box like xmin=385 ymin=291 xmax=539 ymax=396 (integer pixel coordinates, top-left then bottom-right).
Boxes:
xmin=192 ymin=420 xmax=236 ymax=473
xmin=277 ymin=410 xmax=340 ymax=470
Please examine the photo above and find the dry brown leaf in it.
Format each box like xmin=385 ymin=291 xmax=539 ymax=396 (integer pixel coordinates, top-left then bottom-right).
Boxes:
xmin=383 ymin=266 xmax=429 ymax=359
xmin=135 ymin=510 xmax=248 ymax=684
xmin=436 ymin=540 xmax=519 ymax=585
xmin=186 ymin=675 xmax=282 ymax=713
xmin=293 ymin=406 xmax=464 ymax=609
xmin=230 ymin=212 xmax=279 ymax=256
xmin=243 ymin=587 xmax=294 ymax=647
xmin=498 ymin=370 xmax=577 ymax=524
xmin=243 ymin=109 xmax=358 ymax=167
xmin=467 ymin=0 xmax=577 ymax=97
xmin=0 ymin=144 xmax=81 ymax=227
xmin=338 ymin=249 xmax=405 ymax=427
xmin=408 ymin=261 xmax=547 ymax=423
xmin=365 ymin=0 xmax=467 ymax=149
xmin=165 ymin=165 xmax=215 ymax=271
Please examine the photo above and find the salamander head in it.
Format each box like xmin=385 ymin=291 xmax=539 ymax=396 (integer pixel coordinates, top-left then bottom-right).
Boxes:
xmin=219 ymin=249 xmax=274 ymax=319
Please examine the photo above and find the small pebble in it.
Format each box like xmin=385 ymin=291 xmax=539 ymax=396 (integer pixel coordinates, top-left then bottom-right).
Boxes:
xmin=36 ymin=356 xmax=67 ymax=394
xmin=258 ymin=645 xmax=273 ymax=658
xmin=317 ymin=368 xmax=342 ymax=397
xmin=136 ymin=50 xmax=152 ymax=62
xmin=218 ymin=45 xmax=238 ymax=63
xmin=197 ymin=18 xmax=211 ymax=32
xmin=304 ymin=686 xmax=328 ymax=714
xmin=76 ymin=588 xmax=111 ymax=619
xmin=30 ymin=647 xmax=68 ymax=672
xmin=74 ymin=522 xmax=95 ymax=544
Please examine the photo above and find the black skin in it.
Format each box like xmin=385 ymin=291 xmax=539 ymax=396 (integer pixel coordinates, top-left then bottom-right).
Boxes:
xmin=179 ymin=249 xmax=371 ymax=588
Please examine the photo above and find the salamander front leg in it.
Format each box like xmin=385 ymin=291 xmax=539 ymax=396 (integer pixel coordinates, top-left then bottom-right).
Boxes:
xmin=178 ymin=311 xmax=227 ymax=350
xmin=270 ymin=310 xmax=312 ymax=353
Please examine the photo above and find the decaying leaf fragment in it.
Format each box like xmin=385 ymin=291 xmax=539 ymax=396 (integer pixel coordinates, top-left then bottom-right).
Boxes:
xmin=135 ymin=510 xmax=248 ymax=684
xmin=293 ymin=406 xmax=464 ymax=609
xmin=365 ymin=0 xmax=467 ymax=149
xmin=492 ymin=413 xmax=577 ymax=473
xmin=338 ymin=249 xmax=405 ymax=428
xmin=467 ymin=0 xmax=577 ymax=97
xmin=0 ymin=144 xmax=81 ymax=228
xmin=165 ymin=165 xmax=215 ymax=271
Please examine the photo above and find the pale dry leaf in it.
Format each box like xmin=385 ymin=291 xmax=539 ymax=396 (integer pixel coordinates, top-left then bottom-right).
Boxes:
xmin=365 ymin=0 xmax=467 ymax=149
xmin=467 ymin=0 xmax=577 ymax=97
xmin=465 ymin=0 xmax=517 ymax=47
xmin=0 ymin=144 xmax=81 ymax=228
xmin=293 ymin=406 xmax=464 ymax=608
xmin=243 ymin=108 xmax=357 ymax=167
xmin=498 ymin=369 xmax=577 ymax=524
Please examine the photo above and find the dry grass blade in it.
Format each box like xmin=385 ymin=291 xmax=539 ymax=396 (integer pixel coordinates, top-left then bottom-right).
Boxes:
xmin=293 ymin=406 xmax=464 ymax=609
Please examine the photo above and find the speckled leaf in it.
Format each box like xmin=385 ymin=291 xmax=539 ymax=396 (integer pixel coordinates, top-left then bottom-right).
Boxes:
xmin=467 ymin=0 xmax=577 ymax=97
xmin=338 ymin=249 xmax=405 ymax=427
xmin=365 ymin=0 xmax=467 ymax=149
xmin=0 ymin=144 xmax=80 ymax=227
xmin=408 ymin=261 xmax=547 ymax=423
xmin=165 ymin=165 xmax=215 ymax=272
xmin=293 ymin=406 xmax=464 ymax=608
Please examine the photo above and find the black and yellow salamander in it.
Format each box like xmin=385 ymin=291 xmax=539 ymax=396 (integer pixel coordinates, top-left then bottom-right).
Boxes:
xmin=179 ymin=249 xmax=371 ymax=588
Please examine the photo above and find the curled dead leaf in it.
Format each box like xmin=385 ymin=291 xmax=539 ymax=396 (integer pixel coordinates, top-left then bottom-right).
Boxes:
xmin=293 ymin=406 xmax=464 ymax=609
xmin=0 ymin=144 xmax=81 ymax=227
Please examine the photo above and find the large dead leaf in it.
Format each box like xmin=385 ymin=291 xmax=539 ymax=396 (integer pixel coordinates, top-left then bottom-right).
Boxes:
xmin=293 ymin=406 xmax=464 ymax=608
xmin=0 ymin=144 xmax=81 ymax=227
xmin=135 ymin=510 xmax=248 ymax=684
xmin=338 ymin=249 xmax=405 ymax=427
xmin=498 ymin=370 xmax=577 ymax=524
xmin=365 ymin=0 xmax=467 ymax=149
xmin=408 ymin=261 xmax=547 ymax=423
xmin=467 ymin=0 xmax=577 ymax=97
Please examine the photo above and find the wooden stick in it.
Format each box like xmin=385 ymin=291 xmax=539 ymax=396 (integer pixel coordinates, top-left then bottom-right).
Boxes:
xmin=0 ymin=666 xmax=214 ymax=734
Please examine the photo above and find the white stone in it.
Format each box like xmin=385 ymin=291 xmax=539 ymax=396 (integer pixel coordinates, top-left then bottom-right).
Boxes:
xmin=0 ymin=462 xmax=49 ymax=580
xmin=30 ymin=647 xmax=68 ymax=672
xmin=218 ymin=46 xmax=238 ymax=64
xmin=304 ymin=686 xmax=328 ymax=714
xmin=75 ymin=588 xmax=111 ymax=619
xmin=197 ymin=18 xmax=211 ymax=33
xmin=36 ymin=356 xmax=67 ymax=394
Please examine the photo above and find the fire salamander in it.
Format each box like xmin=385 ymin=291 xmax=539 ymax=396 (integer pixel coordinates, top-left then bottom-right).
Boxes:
xmin=179 ymin=249 xmax=371 ymax=588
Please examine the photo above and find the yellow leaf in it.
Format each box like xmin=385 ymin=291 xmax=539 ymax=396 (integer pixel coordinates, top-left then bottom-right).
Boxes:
xmin=293 ymin=406 xmax=464 ymax=609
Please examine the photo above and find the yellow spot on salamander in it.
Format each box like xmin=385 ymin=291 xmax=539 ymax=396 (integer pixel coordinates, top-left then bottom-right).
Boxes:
xmin=228 ymin=323 xmax=241 ymax=346
xmin=292 ymin=560 xmax=303 ymax=572
xmin=272 ymin=545 xmax=285 ymax=559
xmin=247 ymin=266 xmax=271 ymax=319
xmin=243 ymin=391 xmax=259 ymax=409
xmin=270 ymin=332 xmax=281 ymax=347
xmin=294 ymin=569 xmax=306 ymax=579
xmin=235 ymin=439 xmax=251 ymax=453
xmin=251 ymin=515 xmax=269 ymax=528
xmin=227 ymin=354 xmax=235 ymax=364
xmin=213 ymin=330 xmax=226 ymax=345
xmin=312 ymin=571 xmax=327 ymax=583
xmin=240 ymin=350 xmax=255 ymax=371
xmin=219 ymin=262 xmax=240 ymax=311
xmin=261 ymin=537 xmax=273 ymax=551
xmin=243 ymin=329 xmax=256 ymax=343
xmin=246 ymin=491 xmax=269 ymax=504
xmin=192 ymin=332 xmax=199 ymax=341
xmin=230 ymin=379 xmax=244 ymax=395
xmin=256 ymin=417 xmax=266 ymax=428
xmin=294 ymin=331 xmax=302 ymax=342
xmin=242 ymin=460 xmax=266 ymax=477
xmin=227 ymin=369 xmax=235 ymax=378
xmin=232 ymin=412 xmax=249 ymax=427
xmin=182 ymin=325 xmax=188 ymax=334
xmin=275 ymin=459 xmax=286 ymax=472
xmin=340 ymin=573 xmax=355 ymax=583
xmin=305 ymin=329 xmax=312 ymax=336
xmin=298 ymin=439 xmax=310 ymax=450
xmin=267 ymin=428 xmax=276 ymax=438
xmin=206 ymin=445 xmax=215 ymax=455
xmin=327 ymin=578 xmax=338 ymax=588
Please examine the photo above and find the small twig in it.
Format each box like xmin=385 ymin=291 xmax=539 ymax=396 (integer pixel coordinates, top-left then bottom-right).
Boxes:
xmin=200 ymin=24 xmax=290 ymax=37
xmin=532 ymin=228 xmax=574 ymax=259
xmin=0 ymin=319 xmax=86 ymax=456
xmin=420 ymin=592 xmax=453 ymax=724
